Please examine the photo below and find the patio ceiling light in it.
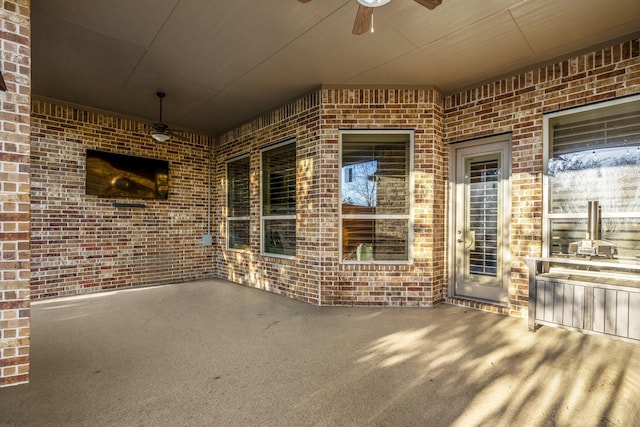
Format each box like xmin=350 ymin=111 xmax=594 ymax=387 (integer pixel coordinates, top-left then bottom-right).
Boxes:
xmin=357 ymin=0 xmax=391 ymax=7
xmin=152 ymin=130 xmax=170 ymax=143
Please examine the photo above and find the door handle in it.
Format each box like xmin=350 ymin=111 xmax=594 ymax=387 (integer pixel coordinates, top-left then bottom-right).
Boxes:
xmin=457 ymin=231 xmax=476 ymax=250
xmin=467 ymin=231 xmax=476 ymax=251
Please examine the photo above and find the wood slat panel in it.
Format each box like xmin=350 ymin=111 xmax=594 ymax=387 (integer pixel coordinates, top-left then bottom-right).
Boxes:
xmin=554 ymin=282 xmax=564 ymax=325
xmin=536 ymin=280 xmax=545 ymax=321
xmin=605 ymin=289 xmax=617 ymax=335
xmin=573 ymin=285 xmax=585 ymax=329
xmin=530 ymin=259 xmax=640 ymax=343
xmin=616 ymin=291 xmax=630 ymax=337
xmin=562 ymin=282 xmax=574 ymax=326
xmin=543 ymin=281 xmax=554 ymax=322
xmin=593 ymin=288 xmax=606 ymax=333
xmin=629 ymin=293 xmax=640 ymax=340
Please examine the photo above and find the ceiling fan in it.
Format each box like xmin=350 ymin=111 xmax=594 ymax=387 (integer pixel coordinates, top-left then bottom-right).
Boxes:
xmin=299 ymin=0 xmax=443 ymax=35
xmin=151 ymin=91 xmax=173 ymax=142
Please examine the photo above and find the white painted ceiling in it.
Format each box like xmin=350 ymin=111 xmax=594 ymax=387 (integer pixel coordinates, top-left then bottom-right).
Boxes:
xmin=31 ymin=0 xmax=640 ymax=135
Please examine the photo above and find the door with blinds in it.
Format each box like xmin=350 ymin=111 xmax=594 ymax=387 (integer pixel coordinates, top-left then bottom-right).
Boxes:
xmin=451 ymin=136 xmax=511 ymax=303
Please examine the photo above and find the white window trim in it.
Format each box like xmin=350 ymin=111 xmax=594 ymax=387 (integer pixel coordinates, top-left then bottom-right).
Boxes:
xmin=260 ymin=139 xmax=296 ymax=259
xmin=339 ymin=129 xmax=415 ymax=265
xmin=226 ymin=154 xmax=250 ymax=252
xmin=542 ymin=94 xmax=640 ymax=257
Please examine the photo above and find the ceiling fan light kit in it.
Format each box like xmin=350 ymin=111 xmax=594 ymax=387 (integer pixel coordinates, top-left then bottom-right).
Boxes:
xmin=357 ymin=0 xmax=391 ymax=7
xmin=152 ymin=130 xmax=170 ymax=142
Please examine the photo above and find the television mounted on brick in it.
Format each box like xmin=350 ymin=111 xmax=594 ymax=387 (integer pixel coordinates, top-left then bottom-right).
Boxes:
xmin=85 ymin=149 xmax=169 ymax=200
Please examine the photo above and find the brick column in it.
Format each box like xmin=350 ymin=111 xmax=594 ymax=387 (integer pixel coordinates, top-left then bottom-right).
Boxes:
xmin=0 ymin=0 xmax=31 ymax=387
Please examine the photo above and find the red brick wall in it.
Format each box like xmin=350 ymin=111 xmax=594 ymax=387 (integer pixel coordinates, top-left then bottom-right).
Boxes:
xmin=444 ymin=37 xmax=640 ymax=317
xmin=22 ymin=35 xmax=638 ymax=381
xmin=215 ymin=92 xmax=323 ymax=303
xmin=319 ymin=88 xmax=447 ymax=306
xmin=215 ymin=88 xmax=447 ymax=307
xmin=0 ymin=0 xmax=31 ymax=388
xmin=216 ymin=38 xmax=638 ymax=314
xmin=30 ymin=100 xmax=215 ymax=299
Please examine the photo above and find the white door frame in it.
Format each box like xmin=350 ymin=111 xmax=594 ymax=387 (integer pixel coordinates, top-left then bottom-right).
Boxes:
xmin=448 ymin=134 xmax=512 ymax=304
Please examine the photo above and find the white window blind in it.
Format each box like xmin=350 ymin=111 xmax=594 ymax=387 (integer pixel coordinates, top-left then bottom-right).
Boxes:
xmin=227 ymin=156 xmax=250 ymax=250
xmin=552 ymin=110 xmax=640 ymax=155
xmin=262 ymin=141 xmax=296 ymax=257
xmin=341 ymin=131 xmax=412 ymax=263
xmin=546 ymin=100 xmax=640 ymax=259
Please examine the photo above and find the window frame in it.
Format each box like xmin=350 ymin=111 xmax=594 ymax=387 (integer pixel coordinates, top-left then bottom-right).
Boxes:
xmin=542 ymin=94 xmax=640 ymax=259
xmin=339 ymin=129 xmax=414 ymax=265
xmin=226 ymin=154 xmax=251 ymax=252
xmin=260 ymin=139 xmax=297 ymax=259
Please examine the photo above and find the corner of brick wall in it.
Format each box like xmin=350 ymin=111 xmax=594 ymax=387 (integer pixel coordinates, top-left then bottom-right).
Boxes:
xmin=0 ymin=0 xmax=31 ymax=387
xmin=29 ymin=99 xmax=215 ymax=299
xmin=444 ymin=37 xmax=640 ymax=318
xmin=214 ymin=90 xmax=323 ymax=304
xmin=318 ymin=88 xmax=447 ymax=307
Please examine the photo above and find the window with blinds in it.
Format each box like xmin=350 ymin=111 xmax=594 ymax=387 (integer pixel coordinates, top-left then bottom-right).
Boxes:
xmin=545 ymin=97 xmax=640 ymax=259
xmin=227 ymin=155 xmax=250 ymax=250
xmin=340 ymin=131 xmax=413 ymax=263
xmin=262 ymin=140 xmax=296 ymax=257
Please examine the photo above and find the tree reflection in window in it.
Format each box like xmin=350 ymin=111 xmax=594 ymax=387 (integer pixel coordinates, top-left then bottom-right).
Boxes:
xmin=342 ymin=160 xmax=377 ymax=207
xmin=546 ymin=105 xmax=640 ymax=259
xmin=340 ymin=132 xmax=412 ymax=262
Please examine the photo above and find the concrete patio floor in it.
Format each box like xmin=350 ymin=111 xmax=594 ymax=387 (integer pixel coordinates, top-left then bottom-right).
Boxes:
xmin=1 ymin=279 xmax=639 ymax=426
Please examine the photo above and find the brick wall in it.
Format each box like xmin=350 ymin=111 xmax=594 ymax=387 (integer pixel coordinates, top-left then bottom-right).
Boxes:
xmin=0 ymin=0 xmax=31 ymax=387
xmin=319 ymin=88 xmax=447 ymax=306
xmin=20 ymin=35 xmax=638 ymax=386
xmin=215 ymin=92 xmax=323 ymax=303
xmin=30 ymin=99 xmax=215 ymax=299
xmin=444 ymin=37 xmax=640 ymax=317
xmin=215 ymin=38 xmax=638 ymax=314
xmin=215 ymin=87 xmax=447 ymax=307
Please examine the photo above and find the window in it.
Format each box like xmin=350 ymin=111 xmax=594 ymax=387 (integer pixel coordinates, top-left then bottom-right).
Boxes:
xmin=262 ymin=140 xmax=296 ymax=257
xmin=544 ymin=96 xmax=640 ymax=260
xmin=227 ymin=155 xmax=250 ymax=250
xmin=340 ymin=131 xmax=413 ymax=262
xmin=345 ymin=167 xmax=353 ymax=183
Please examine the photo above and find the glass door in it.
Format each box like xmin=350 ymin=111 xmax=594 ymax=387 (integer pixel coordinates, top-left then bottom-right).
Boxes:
xmin=452 ymin=138 xmax=511 ymax=303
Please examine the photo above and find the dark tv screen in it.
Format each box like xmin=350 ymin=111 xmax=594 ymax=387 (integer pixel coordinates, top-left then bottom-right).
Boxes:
xmin=86 ymin=150 xmax=169 ymax=199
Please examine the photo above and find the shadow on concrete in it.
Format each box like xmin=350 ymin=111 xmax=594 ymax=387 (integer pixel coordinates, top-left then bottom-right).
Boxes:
xmin=294 ymin=308 xmax=639 ymax=426
xmin=0 ymin=279 xmax=638 ymax=426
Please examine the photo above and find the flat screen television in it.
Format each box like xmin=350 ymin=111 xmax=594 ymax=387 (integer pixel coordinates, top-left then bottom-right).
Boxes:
xmin=85 ymin=149 xmax=169 ymax=199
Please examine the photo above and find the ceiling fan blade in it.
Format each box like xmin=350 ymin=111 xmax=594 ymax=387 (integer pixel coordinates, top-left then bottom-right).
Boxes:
xmin=168 ymin=130 xmax=190 ymax=142
xmin=352 ymin=4 xmax=373 ymax=35
xmin=297 ymin=0 xmax=312 ymax=3
xmin=413 ymin=0 xmax=443 ymax=9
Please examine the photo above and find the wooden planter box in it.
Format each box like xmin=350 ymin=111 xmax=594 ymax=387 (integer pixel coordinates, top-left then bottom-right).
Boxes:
xmin=527 ymin=257 xmax=640 ymax=344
